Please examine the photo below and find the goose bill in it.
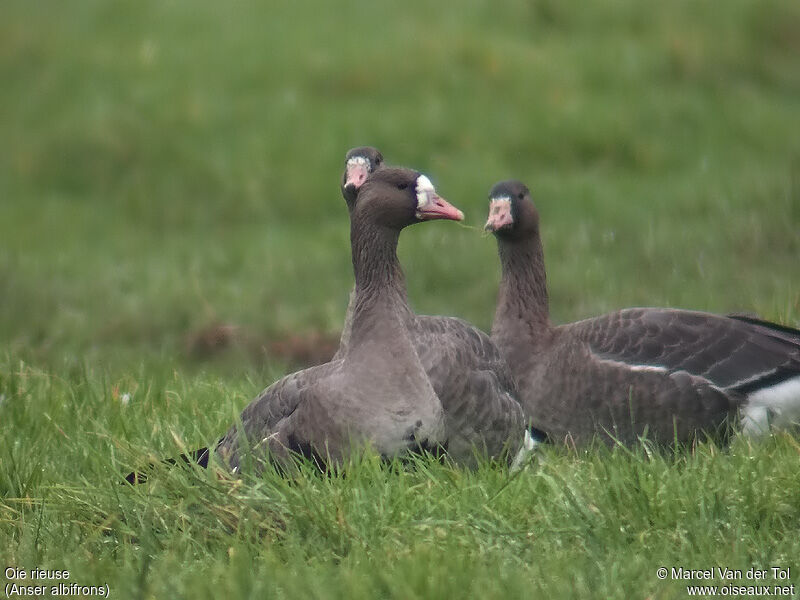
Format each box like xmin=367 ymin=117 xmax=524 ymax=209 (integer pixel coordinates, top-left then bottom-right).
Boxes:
xmin=416 ymin=194 xmax=465 ymax=222
xmin=484 ymin=198 xmax=513 ymax=231
xmin=344 ymin=158 xmax=370 ymax=191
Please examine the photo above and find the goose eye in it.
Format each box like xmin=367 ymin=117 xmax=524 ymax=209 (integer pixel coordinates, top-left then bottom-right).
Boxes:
xmin=397 ymin=183 xmax=408 ymax=190
xmin=518 ymin=192 xmax=524 ymax=199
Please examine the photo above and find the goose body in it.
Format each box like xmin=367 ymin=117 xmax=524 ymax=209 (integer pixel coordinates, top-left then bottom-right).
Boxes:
xmin=217 ymin=168 xmax=463 ymax=470
xmin=485 ymin=180 xmax=800 ymax=445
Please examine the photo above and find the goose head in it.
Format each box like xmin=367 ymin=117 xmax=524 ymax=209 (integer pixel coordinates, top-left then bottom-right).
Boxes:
xmin=341 ymin=146 xmax=384 ymax=209
xmin=484 ymin=180 xmax=540 ymax=241
xmin=355 ymin=167 xmax=464 ymax=230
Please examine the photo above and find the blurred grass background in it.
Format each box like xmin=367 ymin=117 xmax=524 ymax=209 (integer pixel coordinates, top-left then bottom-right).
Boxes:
xmin=2 ymin=0 xmax=798 ymax=373
xmin=1 ymin=1 xmax=799 ymax=597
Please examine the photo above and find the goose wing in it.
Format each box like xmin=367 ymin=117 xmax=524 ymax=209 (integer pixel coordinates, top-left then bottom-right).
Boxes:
xmin=216 ymin=361 xmax=341 ymax=471
xmin=569 ymin=308 xmax=800 ymax=392
xmin=411 ymin=315 xmax=536 ymax=462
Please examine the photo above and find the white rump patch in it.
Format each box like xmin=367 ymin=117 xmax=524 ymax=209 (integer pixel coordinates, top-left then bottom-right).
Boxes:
xmin=415 ymin=174 xmax=435 ymax=209
xmin=740 ymin=375 xmax=800 ymax=437
xmin=739 ymin=405 xmax=770 ymax=437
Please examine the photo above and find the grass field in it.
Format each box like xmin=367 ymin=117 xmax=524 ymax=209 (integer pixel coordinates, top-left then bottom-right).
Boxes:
xmin=2 ymin=0 xmax=799 ymax=598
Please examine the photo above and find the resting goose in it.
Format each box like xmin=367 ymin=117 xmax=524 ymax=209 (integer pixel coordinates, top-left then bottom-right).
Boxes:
xmin=215 ymin=168 xmax=533 ymax=472
xmin=213 ymin=168 xmax=465 ymax=470
xmin=484 ymin=180 xmax=800 ymax=445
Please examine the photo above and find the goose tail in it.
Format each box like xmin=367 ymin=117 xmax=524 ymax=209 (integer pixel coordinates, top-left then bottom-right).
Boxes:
xmin=123 ymin=446 xmax=211 ymax=485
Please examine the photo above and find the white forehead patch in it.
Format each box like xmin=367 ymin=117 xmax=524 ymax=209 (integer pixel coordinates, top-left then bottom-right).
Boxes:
xmin=347 ymin=156 xmax=371 ymax=170
xmin=416 ymin=175 xmax=435 ymax=209
xmin=490 ymin=195 xmax=512 ymax=205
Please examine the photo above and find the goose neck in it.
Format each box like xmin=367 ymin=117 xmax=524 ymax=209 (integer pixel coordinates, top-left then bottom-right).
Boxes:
xmin=495 ymin=235 xmax=551 ymax=332
xmin=348 ymin=216 xmax=411 ymax=342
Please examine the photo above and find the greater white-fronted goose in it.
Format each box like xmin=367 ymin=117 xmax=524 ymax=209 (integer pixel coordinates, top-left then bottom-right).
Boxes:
xmin=215 ymin=168 xmax=531 ymax=472
xmin=484 ymin=180 xmax=800 ymax=445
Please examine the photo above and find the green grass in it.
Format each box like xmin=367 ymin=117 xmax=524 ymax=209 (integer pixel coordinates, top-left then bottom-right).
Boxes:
xmin=1 ymin=0 xmax=799 ymax=597
xmin=3 ymin=356 xmax=800 ymax=598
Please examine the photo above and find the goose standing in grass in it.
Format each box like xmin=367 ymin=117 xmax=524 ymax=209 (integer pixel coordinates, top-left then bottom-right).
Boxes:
xmin=484 ymin=180 xmax=800 ymax=446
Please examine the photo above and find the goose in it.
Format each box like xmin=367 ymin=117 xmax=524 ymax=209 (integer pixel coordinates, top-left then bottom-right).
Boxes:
xmin=213 ymin=168 xmax=534 ymax=472
xmin=484 ymin=179 xmax=800 ymax=446
xmin=125 ymin=167 xmax=451 ymax=482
